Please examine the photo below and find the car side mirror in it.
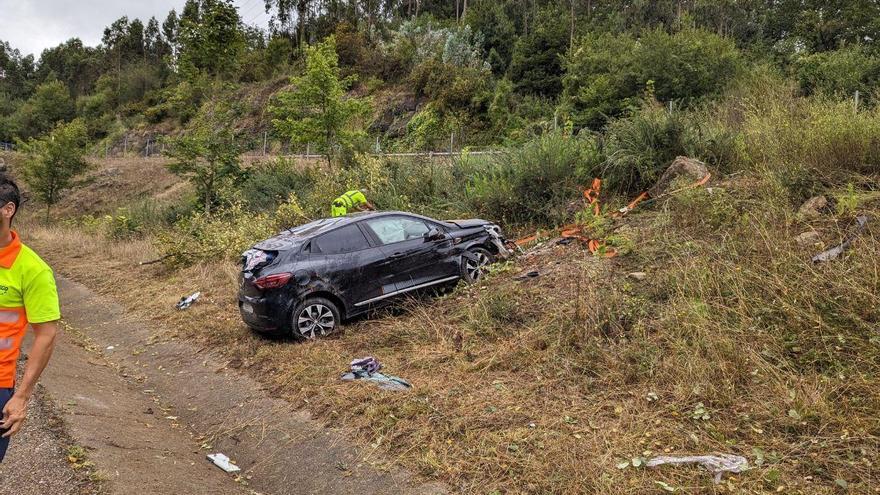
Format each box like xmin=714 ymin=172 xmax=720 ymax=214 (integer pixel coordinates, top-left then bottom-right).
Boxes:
xmin=425 ymin=227 xmax=445 ymax=242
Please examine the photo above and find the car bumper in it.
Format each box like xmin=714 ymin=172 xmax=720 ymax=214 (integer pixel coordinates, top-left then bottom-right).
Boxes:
xmin=238 ymin=294 xmax=286 ymax=333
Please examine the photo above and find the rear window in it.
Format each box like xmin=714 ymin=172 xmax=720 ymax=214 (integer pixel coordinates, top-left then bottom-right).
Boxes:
xmin=312 ymin=224 xmax=371 ymax=254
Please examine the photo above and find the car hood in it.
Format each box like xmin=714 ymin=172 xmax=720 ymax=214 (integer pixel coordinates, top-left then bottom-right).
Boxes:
xmin=447 ymin=218 xmax=493 ymax=229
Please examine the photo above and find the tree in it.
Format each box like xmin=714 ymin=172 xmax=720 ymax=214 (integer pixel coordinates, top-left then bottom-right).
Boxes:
xmin=178 ymin=0 xmax=244 ymax=76
xmin=164 ymin=100 xmax=243 ymax=214
xmin=561 ymin=28 xmax=741 ymax=129
xmin=17 ymin=119 xmax=90 ymax=219
xmin=270 ymin=36 xmax=371 ymax=166
xmin=508 ymin=6 xmax=569 ymax=97
xmin=11 ymin=79 xmax=76 ymax=139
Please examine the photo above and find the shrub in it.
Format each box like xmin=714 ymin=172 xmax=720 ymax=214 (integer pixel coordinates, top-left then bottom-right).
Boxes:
xmin=562 ymin=28 xmax=742 ymax=129
xmin=602 ymin=102 xmax=696 ymax=193
xmin=466 ymin=132 xmax=603 ymax=225
xmin=154 ymin=190 xmax=313 ymax=266
xmin=795 ymin=45 xmax=880 ymax=99
xmin=239 ymin=159 xmax=318 ymax=211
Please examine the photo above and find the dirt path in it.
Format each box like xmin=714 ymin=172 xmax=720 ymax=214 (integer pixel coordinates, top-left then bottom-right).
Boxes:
xmin=0 ymin=384 xmax=99 ymax=494
xmin=20 ymin=276 xmax=446 ymax=495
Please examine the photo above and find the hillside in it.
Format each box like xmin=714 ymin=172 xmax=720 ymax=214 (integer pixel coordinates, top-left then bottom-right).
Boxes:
xmin=3 ymin=1 xmax=880 ymax=493
xmin=10 ymin=145 xmax=878 ymax=493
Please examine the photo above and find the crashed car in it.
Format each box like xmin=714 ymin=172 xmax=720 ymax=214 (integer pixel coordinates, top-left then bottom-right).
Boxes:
xmin=238 ymin=211 xmax=509 ymax=339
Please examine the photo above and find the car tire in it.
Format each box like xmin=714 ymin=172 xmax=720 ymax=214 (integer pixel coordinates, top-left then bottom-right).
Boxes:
xmin=461 ymin=246 xmax=494 ymax=284
xmin=291 ymin=297 xmax=341 ymax=340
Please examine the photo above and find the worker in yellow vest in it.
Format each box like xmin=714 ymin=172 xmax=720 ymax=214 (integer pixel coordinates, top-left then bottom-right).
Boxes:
xmin=331 ymin=189 xmax=375 ymax=217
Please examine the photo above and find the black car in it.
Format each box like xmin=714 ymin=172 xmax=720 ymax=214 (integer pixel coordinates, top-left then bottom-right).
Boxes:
xmin=238 ymin=211 xmax=509 ymax=339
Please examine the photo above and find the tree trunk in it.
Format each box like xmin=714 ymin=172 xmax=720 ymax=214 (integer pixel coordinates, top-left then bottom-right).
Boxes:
xmin=570 ymin=0 xmax=575 ymax=51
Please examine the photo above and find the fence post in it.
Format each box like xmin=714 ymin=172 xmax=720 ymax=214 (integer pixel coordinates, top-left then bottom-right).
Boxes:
xmin=854 ymin=90 xmax=860 ymax=113
xmin=123 ymin=136 xmax=128 ymax=156
xmin=262 ymin=131 xmax=268 ymax=155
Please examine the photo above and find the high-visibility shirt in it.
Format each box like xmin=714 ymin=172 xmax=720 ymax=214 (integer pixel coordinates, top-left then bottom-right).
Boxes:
xmin=0 ymin=231 xmax=61 ymax=388
xmin=331 ymin=190 xmax=368 ymax=217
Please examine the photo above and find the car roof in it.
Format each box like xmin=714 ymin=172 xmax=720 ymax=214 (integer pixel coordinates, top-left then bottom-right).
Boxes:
xmin=283 ymin=211 xmax=442 ymax=238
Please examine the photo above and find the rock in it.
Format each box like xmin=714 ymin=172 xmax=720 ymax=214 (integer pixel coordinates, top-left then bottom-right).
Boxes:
xmin=628 ymin=272 xmax=647 ymax=281
xmin=798 ymin=195 xmax=828 ymax=219
xmin=794 ymin=231 xmax=821 ymax=247
xmin=649 ymin=156 xmax=709 ymax=197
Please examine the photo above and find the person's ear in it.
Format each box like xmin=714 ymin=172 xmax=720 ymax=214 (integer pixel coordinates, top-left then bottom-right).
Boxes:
xmin=0 ymin=203 xmax=15 ymax=223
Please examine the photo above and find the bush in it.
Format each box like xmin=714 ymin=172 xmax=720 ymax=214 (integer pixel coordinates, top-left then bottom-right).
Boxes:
xmin=155 ymin=191 xmax=310 ymax=266
xmin=239 ymin=159 xmax=318 ymax=211
xmin=465 ymin=132 xmax=603 ymax=225
xmin=795 ymin=45 xmax=880 ymax=99
xmin=562 ymin=28 xmax=742 ymax=129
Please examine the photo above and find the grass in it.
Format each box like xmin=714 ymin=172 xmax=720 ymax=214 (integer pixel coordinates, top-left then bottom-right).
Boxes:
xmin=14 ymin=83 xmax=880 ymax=492
xmin=23 ymin=167 xmax=880 ymax=493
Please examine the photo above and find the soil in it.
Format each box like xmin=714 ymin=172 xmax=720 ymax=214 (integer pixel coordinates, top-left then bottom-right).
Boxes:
xmin=0 ymin=383 xmax=100 ymax=494
xmin=6 ymin=276 xmax=446 ymax=495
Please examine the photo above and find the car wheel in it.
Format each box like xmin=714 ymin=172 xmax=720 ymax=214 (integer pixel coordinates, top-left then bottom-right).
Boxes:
xmin=461 ymin=247 xmax=494 ymax=284
xmin=291 ymin=297 xmax=341 ymax=339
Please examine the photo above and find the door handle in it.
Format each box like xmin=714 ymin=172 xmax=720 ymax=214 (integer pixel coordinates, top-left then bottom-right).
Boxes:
xmin=388 ymin=252 xmax=404 ymax=260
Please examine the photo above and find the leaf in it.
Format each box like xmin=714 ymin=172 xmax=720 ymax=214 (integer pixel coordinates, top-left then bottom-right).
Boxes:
xmin=835 ymin=479 xmax=849 ymax=489
xmin=631 ymin=457 xmax=643 ymax=468
xmin=655 ymin=481 xmax=677 ymax=492
xmin=752 ymin=447 xmax=765 ymax=466
xmin=787 ymin=409 xmax=801 ymax=420
xmin=616 ymin=460 xmax=630 ymax=470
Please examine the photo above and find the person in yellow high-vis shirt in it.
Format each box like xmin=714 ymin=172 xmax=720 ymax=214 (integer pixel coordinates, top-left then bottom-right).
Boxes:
xmin=0 ymin=176 xmax=60 ymax=463
xmin=331 ymin=189 xmax=375 ymax=217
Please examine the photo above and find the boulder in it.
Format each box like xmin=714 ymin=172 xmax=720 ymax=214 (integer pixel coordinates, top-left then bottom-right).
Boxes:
xmin=797 ymin=196 xmax=828 ymax=219
xmin=794 ymin=231 xmax=821 ymax=247
xmin=649 ymin=156 xmax=709 ymax=197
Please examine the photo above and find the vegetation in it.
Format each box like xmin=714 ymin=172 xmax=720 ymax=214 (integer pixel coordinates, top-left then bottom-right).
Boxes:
xmin=164 ymin=98 xmax=243 ymax=214
xmin=269 ymin=36 xmax=371 ymax=165
xmin=16 ymin=119 xmax=90 ymax=218
xmin=5 ymin=1 xmax=880 ymax=493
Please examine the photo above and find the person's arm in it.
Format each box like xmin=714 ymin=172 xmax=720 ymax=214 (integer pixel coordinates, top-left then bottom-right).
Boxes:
xmin=1 ymin=321 xmax=57 ymax=437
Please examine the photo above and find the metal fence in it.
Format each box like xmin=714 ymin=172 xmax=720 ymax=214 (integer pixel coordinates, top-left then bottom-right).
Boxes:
xmin=94 ymin=131 xmax=503 ymax=160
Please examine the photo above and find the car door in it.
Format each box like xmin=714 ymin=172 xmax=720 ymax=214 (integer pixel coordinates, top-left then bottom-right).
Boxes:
xmin=361 ymin=215 xmax=458 ymax=292
xmin=309 ymin=223 xmax=394 ymax=307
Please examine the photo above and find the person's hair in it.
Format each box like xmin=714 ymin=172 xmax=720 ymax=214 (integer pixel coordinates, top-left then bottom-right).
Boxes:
xmin=0 ymin=175 xmax=21 ymax=222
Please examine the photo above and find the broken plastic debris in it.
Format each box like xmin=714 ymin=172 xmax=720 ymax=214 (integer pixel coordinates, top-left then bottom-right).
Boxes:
xmin=812 ymin=215 xmax=868 ymax=263
xmin=207 ymin=453 xmax=240 ymax=473
xmin=514 ymin=270 xmax=540 ymax=281
xmin=176 ymin=291 xmax=201 ymax=310
xmin=646 ymin=454 xmax=749 ymax=483
xmin=241 ymin=249 xmax=269 ymax=272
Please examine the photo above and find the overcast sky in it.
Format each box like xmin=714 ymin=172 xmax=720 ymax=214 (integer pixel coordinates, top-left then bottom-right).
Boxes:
xmin=1 ymin=0 xmax=272 ymax=58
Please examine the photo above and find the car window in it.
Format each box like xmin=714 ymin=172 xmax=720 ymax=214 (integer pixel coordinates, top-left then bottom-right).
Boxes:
xmin=312 ymin=224 xmax=371 ymax=254
xmin=364 ymin=216 xmax=431 ymax=245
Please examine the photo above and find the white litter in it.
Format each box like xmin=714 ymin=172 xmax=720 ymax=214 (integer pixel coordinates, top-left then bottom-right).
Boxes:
xmin=646 ymin=454 xmax=749 ymax=483
xmin=207 ymin=453 xmax=241 ymax=473
xmin=176 ymin=291 xmax=201 ymax=310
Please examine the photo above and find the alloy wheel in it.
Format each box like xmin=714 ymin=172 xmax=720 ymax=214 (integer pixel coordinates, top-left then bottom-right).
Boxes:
xmin=465 ymin=251 xmax=490 ymax=281
xmin=297 ymin=303 xmax=335 ymax=339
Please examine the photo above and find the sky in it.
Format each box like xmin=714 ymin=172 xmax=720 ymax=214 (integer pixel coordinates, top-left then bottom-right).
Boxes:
xmin=0 ymin=0 xmax=273 ymax=58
